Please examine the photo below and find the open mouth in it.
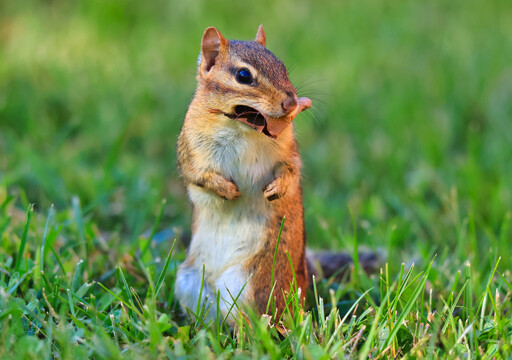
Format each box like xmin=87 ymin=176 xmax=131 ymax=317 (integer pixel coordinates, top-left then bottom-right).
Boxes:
xmin=218 ymin=97 xmax=312 ymax=139
xmin=230 ymin=105 xmax=267 ymax=127
xmin=225 ymin=105 xmax=271 ymax=136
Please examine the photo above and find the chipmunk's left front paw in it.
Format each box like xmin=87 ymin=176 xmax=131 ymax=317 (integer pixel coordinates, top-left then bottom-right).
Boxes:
xmin=263 ymin=177 xmax=289 ymax=201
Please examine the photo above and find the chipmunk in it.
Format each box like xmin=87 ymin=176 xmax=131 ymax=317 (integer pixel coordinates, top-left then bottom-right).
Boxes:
xmin=174 ymin=25 xmax=311 ymax=325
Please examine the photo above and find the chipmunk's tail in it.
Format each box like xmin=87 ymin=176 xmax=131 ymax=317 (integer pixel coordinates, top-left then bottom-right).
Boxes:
xmin=305 ymin=248 xmax=382 ymax=284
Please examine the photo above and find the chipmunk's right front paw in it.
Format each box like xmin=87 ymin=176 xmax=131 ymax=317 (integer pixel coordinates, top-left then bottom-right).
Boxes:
xmin=205 ymin=174 xmax=239 ymax=200
xmin=197 ymin=172 xmax=241 ymax=200
xmin=216 ymin=179 xmax=241 ymax=200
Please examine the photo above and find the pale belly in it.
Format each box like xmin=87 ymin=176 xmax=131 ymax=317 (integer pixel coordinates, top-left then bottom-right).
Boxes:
xmin=175 ymin=181 xmax=275 ymax=324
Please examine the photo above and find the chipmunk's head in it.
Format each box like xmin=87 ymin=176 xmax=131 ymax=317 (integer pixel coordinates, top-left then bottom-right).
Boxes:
xmin=196 ymin=25 xmax=311 ymax=139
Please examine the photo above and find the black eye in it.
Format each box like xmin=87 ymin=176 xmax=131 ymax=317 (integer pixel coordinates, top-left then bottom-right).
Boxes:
xmin=235 ymin=68 xmax=253 ymax=85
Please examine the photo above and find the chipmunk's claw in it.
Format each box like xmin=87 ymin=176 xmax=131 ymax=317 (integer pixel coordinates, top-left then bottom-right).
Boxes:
xmin=263 ymin=179 xmax=286 ymax=201
xmin=221 ymin=181 xmax=241 ymax=200
xmin=208 ymin=175 xmax=241 ymax=200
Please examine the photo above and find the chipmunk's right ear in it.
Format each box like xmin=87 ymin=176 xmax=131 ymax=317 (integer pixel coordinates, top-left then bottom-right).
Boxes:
xmin=255 ymin=25 xmax=266 ymax=46
xmin=201 ymin=27 xmax=229 ymax=73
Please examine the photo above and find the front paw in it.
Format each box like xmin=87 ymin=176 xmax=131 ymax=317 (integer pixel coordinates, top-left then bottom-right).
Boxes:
xmin=216 ymin=178 xmax=241 ymax=200
xmin=263 ymin=177 xmax=288 ymax=201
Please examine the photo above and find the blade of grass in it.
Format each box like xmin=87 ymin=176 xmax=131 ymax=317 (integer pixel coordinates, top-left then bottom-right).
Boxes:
xmin=67 ymin=288 xmax=77 ymax=318
xmin=448 ymin=270 xmax=461 ymax=306
xmin=49 ymin=242 xmax=67 ymax=276
xmin=141 ymin=199 xmax=167 ymax=258
xmin=14 ymin=204 xmax=33 ymax=272
xmin=72 ymin=196 xmax=86 ymax=258
xmin=7 ymin=268 xmax=33 ymax=295
xmin=265 ymin=216 xmax=285 ymax=315
xmin=155 ymin=238 xmax=176 ymax=298
xmin=72 ymin=259 xmax=84 ymax=292
xmin=349 ymin=207 xmax=360 ymax=286
xmin=475 ymin=257 xmax=501 ymax=319
xmin=441 ymin=280 xmax=469 ymax=334
xmin=0 ymin=194 xmax=15 ymax=213
xmin=0 ymin=217 xmax=10 ymax=240
xmin=40 ymin=204 xmax=55 ymax=273
xmin=40 ymin=270 xmax=53 ymax=293
xmin=117 ymin=266 xmax=135 ymax=310
xmin=195 ymin=263 xmax=207 ymax=329
xmin=463 ymin=262 xmax=473 ymax=321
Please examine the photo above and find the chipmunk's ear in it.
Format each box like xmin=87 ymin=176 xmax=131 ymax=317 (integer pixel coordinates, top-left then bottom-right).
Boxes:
xmin=201 ymin=27 xmax=229 ymax=72
xmin=255 ymin=24 xmax=266 ymax=46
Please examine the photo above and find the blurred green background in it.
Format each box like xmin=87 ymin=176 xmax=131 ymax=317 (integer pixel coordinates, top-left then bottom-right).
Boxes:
xmin=1 ymin=0 xmax=511 ymax=268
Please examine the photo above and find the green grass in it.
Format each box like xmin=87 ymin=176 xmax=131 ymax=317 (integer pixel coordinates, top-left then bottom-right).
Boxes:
xmin=1 ymin=0 xmax=512 ymax=358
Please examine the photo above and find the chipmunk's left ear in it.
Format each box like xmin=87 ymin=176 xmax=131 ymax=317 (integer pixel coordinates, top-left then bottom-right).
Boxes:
xmin=201 ymin=27 xmax=229 ymax=73
xmin=255 ymin=25 xmax=266 ymax=46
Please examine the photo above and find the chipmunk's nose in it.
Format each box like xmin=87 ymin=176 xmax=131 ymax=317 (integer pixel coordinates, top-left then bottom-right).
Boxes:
xmin=281 ymin=95 xmax=298 ymax=114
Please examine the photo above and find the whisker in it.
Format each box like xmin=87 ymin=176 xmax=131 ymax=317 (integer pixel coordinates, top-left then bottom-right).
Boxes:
xmin=304 ymin=97 xmax=331 ymax=107
xmin=305 ymin=110 xmax=321 ymax=127
xmin=287 ymin=64 xmax=297 ymax=75
xmin=294 ymin=76 xmax=327 ymax=91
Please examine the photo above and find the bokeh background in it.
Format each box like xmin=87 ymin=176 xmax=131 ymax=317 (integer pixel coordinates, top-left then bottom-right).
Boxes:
xmin=1 ymin=0 xmax=511 ymax=271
